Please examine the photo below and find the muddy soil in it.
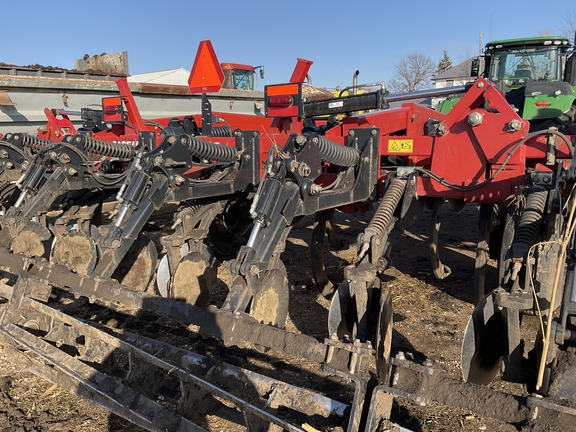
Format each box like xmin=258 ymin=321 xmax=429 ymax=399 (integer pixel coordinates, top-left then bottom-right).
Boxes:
xmin=0 ymin=204 xmax=572 ymax=431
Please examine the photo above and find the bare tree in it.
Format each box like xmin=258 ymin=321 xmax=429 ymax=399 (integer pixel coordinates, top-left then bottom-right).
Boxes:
xmin=453 ymin=48 xmax=477 ymax=78
xmin=538 ymin=28 xmax=554 ymax=36
xmin=561 ymin=10 xmax=576 ymax=44
xmin=388 ymin=52 xmax=435 ymax=93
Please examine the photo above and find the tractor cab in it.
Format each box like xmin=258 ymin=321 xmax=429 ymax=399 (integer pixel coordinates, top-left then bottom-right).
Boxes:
xmin=440 ymin=35 xmax=576 ymax=131
xmin=221 ymin=62 xmax=264 ymax=91
xmin=483 ymin=37 xmax=568 ymax=88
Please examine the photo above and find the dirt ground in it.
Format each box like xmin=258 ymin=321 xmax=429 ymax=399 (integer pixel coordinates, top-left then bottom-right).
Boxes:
xmin=0 ymin=203 xmax=569 ymax=431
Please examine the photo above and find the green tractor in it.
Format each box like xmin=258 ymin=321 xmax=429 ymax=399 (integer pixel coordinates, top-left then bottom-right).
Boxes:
xmin=437 ymin=35 xmax=576 ymax=132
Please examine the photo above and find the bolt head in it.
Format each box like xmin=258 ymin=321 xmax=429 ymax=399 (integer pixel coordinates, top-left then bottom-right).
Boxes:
xmin=509 ymin=119 xmax=522 ymax=132
xmin=467 ymin=111 xmax=483 ymax=127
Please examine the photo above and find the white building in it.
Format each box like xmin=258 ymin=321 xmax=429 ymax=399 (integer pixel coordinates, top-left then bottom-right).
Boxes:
xmin=128 ymin=68 xmax=190 ymax=85
xmin=431 ymin=58 xmax=475 ymax=88
xmin=430 ymin=58 xmax=475 ymax=107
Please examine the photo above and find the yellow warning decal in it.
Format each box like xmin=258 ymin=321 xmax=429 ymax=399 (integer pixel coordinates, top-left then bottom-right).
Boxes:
xmin=388 ymin=139 xmax=413 ymax=153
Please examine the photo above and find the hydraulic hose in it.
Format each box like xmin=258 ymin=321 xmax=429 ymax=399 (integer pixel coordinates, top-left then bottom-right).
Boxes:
xmin=417 ymin=129 xmax=574 ymax=192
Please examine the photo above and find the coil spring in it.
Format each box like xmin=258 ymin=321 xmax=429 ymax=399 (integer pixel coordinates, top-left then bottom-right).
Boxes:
xmin=189 ymin=137 xmax=238 ymax=162
xmin=511 ymin=185 xmax=548 ymax=261
xmin=317 ymin=136 xmax=360 ymax=167
xmin=0 ymin=179 xmax=15 ymax=203
xmin=366 ymin=177 xmax=406 ymax=238
xmin=100 ymin=160 xmax=125 ymax=174
xmin=172 ymin=202 xmax=206 ymax=228
xmin=74 ymin=135 xmax=136 ymax=159
xmin=12 ymin=133 xmax=54 ymax=152
xmin=62 ymin=188 xmax=91 ymax=207
xmin=0 ymin=180 xmax=11 ymax=195
xmin=209 ymin=125 xmax=233 ymax=137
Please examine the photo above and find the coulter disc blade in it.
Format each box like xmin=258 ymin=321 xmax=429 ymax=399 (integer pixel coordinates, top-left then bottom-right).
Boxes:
xmin=10 ymin=221 xmax=52 ymax=259
xmin=170 ymin=245 xmax=217 ymax=306
xmin=112 ymin=234 xmax=158 ymax=291
xmin=376 ymin=281 xmax=393 ymax=383
xmin=156 ymin=243 xmax=189 ymax=298
xmin=250 ymin=264 xmax=289 ymax=328
xmin=50 ymin=229 xmax=97 ymax=275
xmin=461 ymin=293 xmax=506 ymax=385
xmin=328 ymin=281 xmax=356 ymax=338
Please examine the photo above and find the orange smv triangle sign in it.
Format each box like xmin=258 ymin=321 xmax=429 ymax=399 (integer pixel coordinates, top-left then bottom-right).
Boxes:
xmin=188 ymin=40 xmax=224 ymax=93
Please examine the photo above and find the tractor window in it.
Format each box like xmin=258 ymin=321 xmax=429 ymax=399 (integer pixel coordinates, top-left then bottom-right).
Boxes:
xmin=233 ymin=70 xmax=254 ymax=91
xmin=489 ymin=47 xmax=560 ymax=86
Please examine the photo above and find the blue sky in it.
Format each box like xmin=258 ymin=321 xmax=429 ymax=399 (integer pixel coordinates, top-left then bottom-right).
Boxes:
xmin=1 ymin=1 xmax=574 ymax=90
